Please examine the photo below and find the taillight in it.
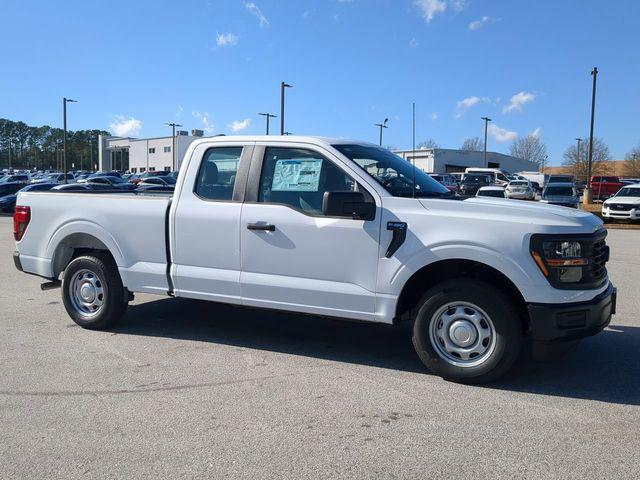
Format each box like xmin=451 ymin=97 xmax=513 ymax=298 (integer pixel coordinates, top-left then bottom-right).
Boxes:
xmin=13 ymin=205 xmax=31 ymax=241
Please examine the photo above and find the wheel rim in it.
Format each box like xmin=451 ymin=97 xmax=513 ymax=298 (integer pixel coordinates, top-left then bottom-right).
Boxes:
xmin=68 ymin=269 xmax=105 ymax=319
xmin=428 ymin=302 xmax=496 ymax=367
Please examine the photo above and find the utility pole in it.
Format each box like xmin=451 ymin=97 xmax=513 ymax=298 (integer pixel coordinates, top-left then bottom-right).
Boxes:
xmin=165 ymin=122 xmax=182 ymax=171
xmin=584 ymin=67 xmax=598 ymax=205
xmin=258 ymin=112 xmax=277 ymax=135
xmin=481 ymin=116 xmax=492 ymax=167
xmin=63 ymin=97 xmax=77 ymax=183
xmin=374 ymin=118 xmax=388 ymax=146
xmin=280 ymin=81 xmax=292 ymax=135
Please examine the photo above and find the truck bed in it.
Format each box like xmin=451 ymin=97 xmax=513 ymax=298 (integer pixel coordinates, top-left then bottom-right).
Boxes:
xmin=16 ymin=191 xmax=172 ymax=295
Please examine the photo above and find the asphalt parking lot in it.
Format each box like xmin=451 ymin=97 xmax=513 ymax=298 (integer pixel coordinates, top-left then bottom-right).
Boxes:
xmin=1 ymin=216 xmax=639 ymax=479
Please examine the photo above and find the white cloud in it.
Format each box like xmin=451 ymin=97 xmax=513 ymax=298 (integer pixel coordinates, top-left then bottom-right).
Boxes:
xmin=216 ymin=32 xmax=238 ymax=47
xmin=109 ymin=116 xmax=142 ymax=137
xmin=176 ymin=105 xmax=183 ymax=118
xmin=468 ymin=16 xmax=492 ymax=31
xmin=409 ymin=38 xmax=419 ymax=48
xmin=414 ymin=0 xmax=446 ymax=23
xmin=430 ymin=112 xmax=439 ymax=120
xmin=455 ymin=96 xmax=489 ymax=117
xmin=503 ymin=91 xmax=535 ymax=114
xmin=488 ymin=124 xmax=518 ymax=142
xmin=413 ymin=0 xmax=466 ymax=23
xmin=530 ymin=127 xmax=541 ymax=138
xmin=228 ymin=118 xmax=251 ymax=132
xmin=245 ymin=2 xmax=269 ymax=27
xmin=192 ymin=111 xmax=214 ymax=134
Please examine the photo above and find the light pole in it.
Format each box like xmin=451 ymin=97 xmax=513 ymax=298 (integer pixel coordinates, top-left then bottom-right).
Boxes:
xmin=165 ymin=122 xmax=182 ymax=171
xmin=63 ymin=97 xmax=77 ymax=183
xmin=280 ymin=82 xmax=292 ymax=135
xmin=575 ymin=138 xmax=582 ymax=178
xmin=374 ymin=118 xmax=388 ymax=146
xmin=584 ymin=66 xmax=598 ymax=205
xmin=258 ymin=112 xmax=277 ymax=135
xmin=481 ymin=116 xmax=492 ymax=167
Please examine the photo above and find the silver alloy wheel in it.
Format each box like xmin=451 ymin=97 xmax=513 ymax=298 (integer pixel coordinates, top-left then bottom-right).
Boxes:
xmin=68 ymin=268 xmax=105 ymax=318
xmin=428 ymin=302 xmax=496 ymax=367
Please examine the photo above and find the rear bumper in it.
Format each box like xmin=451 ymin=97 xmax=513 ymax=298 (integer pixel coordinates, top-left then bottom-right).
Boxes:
xmin=527 ymin=282 xmax=616 ymax=343
xmin=13 ymin=251 xmax=23 ymax=272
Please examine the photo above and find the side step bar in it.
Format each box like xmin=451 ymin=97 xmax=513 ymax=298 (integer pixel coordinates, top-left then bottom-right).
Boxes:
xmin=41 ymin=280 xmax=61 ymax=291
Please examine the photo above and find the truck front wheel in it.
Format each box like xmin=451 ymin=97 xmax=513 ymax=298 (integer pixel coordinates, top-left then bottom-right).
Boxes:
xmin=412 ymin=279 xmax=523 ymax=384
xmin=61 ymin=253 xmax=128 ymax=330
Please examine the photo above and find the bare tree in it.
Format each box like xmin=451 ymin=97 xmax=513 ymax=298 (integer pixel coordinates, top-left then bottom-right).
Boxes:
xmin=562 ymin=137 xmax=610 ymax=182
xmin=417 ymin=139 xmax=439 ymax=149
xmin=624 ymin=143 xmax=640 ymax=177
xmin=509 ymin=134 xmax=548 ymax=168
xmin=460 ymin=137 xmax=483 ymax=151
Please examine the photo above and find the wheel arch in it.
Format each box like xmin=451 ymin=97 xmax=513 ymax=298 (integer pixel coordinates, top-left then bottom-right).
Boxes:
xmin=394 ymin=259 xmax=529 ymax=332
xmin=50 ymin=230 xmax=122 ymax=279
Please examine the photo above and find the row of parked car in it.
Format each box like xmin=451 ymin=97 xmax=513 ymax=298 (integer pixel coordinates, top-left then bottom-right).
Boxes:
xmin=426 ymin=168 xmax=640 ymax=221
xmin=0 ymin=169 xmax=177 ymax=213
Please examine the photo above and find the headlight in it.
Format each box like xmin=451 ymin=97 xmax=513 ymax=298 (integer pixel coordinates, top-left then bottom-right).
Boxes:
xmin=531 ymin=240 xmax=589 ymax=284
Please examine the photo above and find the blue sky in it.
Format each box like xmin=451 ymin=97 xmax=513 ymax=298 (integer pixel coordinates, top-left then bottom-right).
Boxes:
xmin=1 ymin=0 xmax=639 ymax=164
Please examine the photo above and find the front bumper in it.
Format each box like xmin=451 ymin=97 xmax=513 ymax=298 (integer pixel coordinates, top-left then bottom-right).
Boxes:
xmin=527 ymin=282 xmax=616 ymax=343
xmin=602 ymin=206 xmax=640 ymax=220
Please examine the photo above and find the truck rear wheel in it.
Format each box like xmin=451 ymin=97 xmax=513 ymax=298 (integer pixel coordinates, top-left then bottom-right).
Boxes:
xmin=412 ymin=279 xmax=522 ymax=384
xmin=61 ymin=253 xmax=128 ymax=330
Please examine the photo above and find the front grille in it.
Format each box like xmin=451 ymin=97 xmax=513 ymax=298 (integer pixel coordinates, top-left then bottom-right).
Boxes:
xmin=609 ymin=204 xmax=633 ymax=211
xmin=591 ymin=238 xmax=608 ymax=282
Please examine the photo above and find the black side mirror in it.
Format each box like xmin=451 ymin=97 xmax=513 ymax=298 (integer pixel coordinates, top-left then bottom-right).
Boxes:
xmin=322 ymin=191 xmax=375 ymax=221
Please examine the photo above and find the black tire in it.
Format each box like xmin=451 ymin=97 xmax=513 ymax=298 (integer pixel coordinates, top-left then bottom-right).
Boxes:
xmin=61 ymin=253 xmax=128 ymax=330
xmin=412 ymin=279 xmax=523 ymax=384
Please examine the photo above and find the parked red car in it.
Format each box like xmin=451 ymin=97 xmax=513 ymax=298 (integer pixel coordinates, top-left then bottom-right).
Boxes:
xmin=589 ymin=175 xmax=623 ymax=200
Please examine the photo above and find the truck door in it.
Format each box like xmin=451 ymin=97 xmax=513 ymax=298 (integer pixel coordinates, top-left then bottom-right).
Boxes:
xmin=239 ymin=144 xmax=381 ymax=321
xmin=171 ymin=142 xmax=252 ymax=304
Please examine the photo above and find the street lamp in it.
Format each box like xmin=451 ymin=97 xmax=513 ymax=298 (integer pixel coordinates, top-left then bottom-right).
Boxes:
xmin=481 ymin=116 xmax=492 ymax=167
xmin=63 ymin=97 xmax=77 ymax=183
xmin=258 ymin=112 xmax=277 ymax=135
xmin=374 ymin=118 xmax=388 ymax=146
xmin=584 ymin=67 xmax=598 ymax=205
xmin=280 ymin=82 xmax=292 ymax=135
xmin=165 ymin=122 xmax=182 ymax=171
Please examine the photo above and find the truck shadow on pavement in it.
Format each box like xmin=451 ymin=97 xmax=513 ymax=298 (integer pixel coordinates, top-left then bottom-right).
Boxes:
xmin=114 ymin=297 xmax=640 ymax=406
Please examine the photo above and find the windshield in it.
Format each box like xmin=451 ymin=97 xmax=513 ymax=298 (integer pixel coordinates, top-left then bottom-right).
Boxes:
xmin=478 ymin=189 xmax=504 ymax=198
xmin=509 ymin=181 xmax=528 ymax=186
xmin=616 ymin=187 xmax=640 ymax=197
xmin=545 ymin=186 xmax=575 ymax=196
xmin=464 ymin=175 xmax=491 ymax=184
xmin=333 ymin=144 xmax=450 ymax=198
xmin=549 ymin=176 xmax=573 ymax=183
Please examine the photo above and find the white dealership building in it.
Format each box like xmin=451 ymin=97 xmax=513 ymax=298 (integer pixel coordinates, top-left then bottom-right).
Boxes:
xmin=393 ymin=148 xmax=537 ymax=174
xmin=97 ymin=130 xmax=205 ymax=173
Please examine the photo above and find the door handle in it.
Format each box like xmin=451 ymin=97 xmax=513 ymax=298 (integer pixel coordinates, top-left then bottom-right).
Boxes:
xmin=247 ymin=223 xmax=276 ymax=231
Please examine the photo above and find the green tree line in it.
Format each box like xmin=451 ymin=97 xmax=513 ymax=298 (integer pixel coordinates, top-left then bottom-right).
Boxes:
xmin=0 ymin=118 xmax=110 ymax=171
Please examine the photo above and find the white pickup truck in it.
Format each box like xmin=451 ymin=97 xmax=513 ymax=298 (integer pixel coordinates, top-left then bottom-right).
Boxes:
xmin=12 ymin=136 xmax=616 ymax=383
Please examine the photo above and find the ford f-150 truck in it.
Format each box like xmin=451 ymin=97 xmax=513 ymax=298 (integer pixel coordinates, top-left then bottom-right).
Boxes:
xmin=12 ymin=136 xmax=616 ymax=384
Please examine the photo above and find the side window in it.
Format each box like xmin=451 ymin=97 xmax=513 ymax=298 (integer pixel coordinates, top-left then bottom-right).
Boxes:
xmin=258 ymin=147 xmax=355 ymax=215
xmin=194 ymin=147 xmax=242 ymax=201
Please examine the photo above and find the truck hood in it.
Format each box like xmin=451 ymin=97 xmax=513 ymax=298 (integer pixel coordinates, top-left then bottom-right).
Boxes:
xmin=419 ymin=197 xmax=602 ymax=230
xmin=603 ymin=196 xmax=640 ymax=205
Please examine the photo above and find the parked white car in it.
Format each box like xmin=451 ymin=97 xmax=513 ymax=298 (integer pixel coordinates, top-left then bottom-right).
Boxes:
xmin=12 ymin=136 xmax=616 ymax=384
xmin=602 ymin=183 xmax=640 ymax=221
xmin=476 ymin=186 xmax=506 ymax=198
xmin=505 ymin=180 xmax=535 ymax=200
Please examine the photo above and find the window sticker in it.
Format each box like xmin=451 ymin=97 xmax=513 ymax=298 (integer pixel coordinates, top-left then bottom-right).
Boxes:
xmin=272 ymin=158 xmax=322 ymax=191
